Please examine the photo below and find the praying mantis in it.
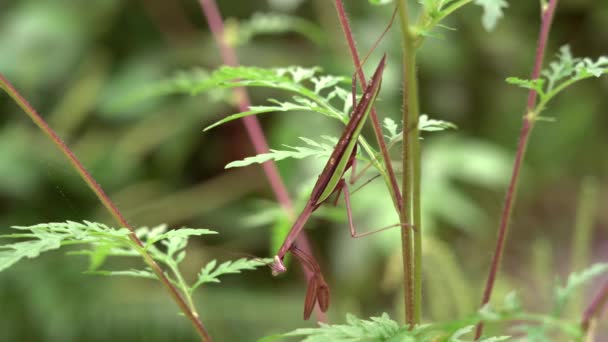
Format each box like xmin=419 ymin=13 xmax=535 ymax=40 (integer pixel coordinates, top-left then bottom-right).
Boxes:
xmin=268 ymin=54 xmax=411 ymax=319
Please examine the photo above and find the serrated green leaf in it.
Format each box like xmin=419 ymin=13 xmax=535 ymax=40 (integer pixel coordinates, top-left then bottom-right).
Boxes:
xmin=0 ymin=221 xmax=134 ymax=272
xmin=419 ymin=114 xmax=458 ymax=132
xmin=87 ymin=268 xmax=157 ymax=280
xmin=0 ymin=237 xmax=62 ymax=272
xmin=204 ymin=99 xmax=332 ymax=132
xmin=191 ymin=258 xmax=271 ymax=292
xmin=473 ymin=0 xmax=508 ymax=31
xmin=282 ymin=313 xmax=401 ymax=341
xmin=146 ymin=227 xmax=216 ymax=247
xmin=507 ymin=46 xmax=608 ymax=111
xmin=383 ymin=117 xmax=399 ymax=140
xmin=449 ymin=325 xmax=474 ymax=341
xmin=554 ymin=263 xmax=608 ymax=313
xmin=225 ymin=136 xmax=338 ymax=169
xmin=505 ymin=77 xmax=545 ymax=95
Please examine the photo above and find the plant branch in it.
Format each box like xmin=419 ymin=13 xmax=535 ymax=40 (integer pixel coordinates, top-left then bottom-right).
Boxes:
xmin=397 ymin=0 xmax=422 ymax=327
xmin=474 ymin=0 xmax=559 ymax=339
xmin=0 ymin=75 xmax=212 ymax=342
xmin=333 ymin=0 xmax=403 ymax=214
xmin=197 ymin=0 xmax=326 ymax=322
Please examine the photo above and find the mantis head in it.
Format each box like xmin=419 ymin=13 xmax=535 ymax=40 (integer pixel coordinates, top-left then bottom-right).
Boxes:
xmin=271 ymin=255 xmax=287 ymax=276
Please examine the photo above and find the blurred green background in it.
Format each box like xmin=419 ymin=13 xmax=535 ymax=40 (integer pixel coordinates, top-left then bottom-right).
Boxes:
xmin=1 ymin=0 xmax=607 ymax=341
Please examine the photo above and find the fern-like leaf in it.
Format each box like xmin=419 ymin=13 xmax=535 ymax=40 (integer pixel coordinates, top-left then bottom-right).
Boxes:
xmin=0 ymin=221 xmax=131 ymax=272
xmin=280 ymin=313 xmax=402 ymax=342
xmin=507 ymin=46 xmax=608 ymax=112
xmin=191 ymin=258 xmax=271 ymax=292
xmin=225 ymin=136 xmax=338 ymax=168
xmin=554 ymin=263 xmax=608 ymax=314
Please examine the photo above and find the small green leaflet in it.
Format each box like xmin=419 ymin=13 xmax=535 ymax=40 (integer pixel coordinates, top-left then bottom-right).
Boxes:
xmin=449 ymin=325 xmax=510 ymax=341
xmin=383 ymin=117 xmax=399 ymax=140
xmin=266 ymin=311 xmax=511 ymax=341
xmin=191 ymin=258 xmax=272 ymax=292
xmin=383 ymin=115 xmax=457 ymax=144
xmin=225 ymin=136 xmax=339 ymax=169
xmin=417 ymin=0 xmax=507 ymax=33
xmin=554 ymin=263 xmax=608 ymax=313
xmin=419 ymin=114 xmax=458 ymax=131
xmin=86 ymin=269 xmax=158 ymax=279
xmin=280 ymin=313 xmax=401 ymax=342
xmin=204 ymin=98 xmax=337 ymax=132
xmin=0 ymin=221 xmax=131 ymax=272
xmin=507 ymin=45 xmax=608 ymax=111
xmin=473 ymin=0 xmax=508 ymax=31
xmin=144 ymin=226 xmax=216 ymax=248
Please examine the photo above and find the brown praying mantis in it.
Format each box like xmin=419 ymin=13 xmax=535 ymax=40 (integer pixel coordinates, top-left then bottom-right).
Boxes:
xmin=270 ymin=54 xmax=387 ymax=275
xmin=268 ymin=54 xmax=412 ymax=319
xmin=204 ymin=9 xmax=403 ymax=320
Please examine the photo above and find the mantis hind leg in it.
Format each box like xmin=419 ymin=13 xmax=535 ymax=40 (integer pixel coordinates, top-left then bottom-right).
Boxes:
xmin=341 ymin=179 xmax=412 ymax=238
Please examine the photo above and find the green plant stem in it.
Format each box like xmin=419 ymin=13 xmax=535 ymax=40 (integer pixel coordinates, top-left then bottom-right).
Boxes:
xmin=168 ymin=260 xmax=198 ymax=313
xmin=0 ymin=75 xmax=212 ymax=342
xmin=474 ymin=0 xmax=558 ymax=339
xmin=397 ymin=0 xmax=422 ymax=327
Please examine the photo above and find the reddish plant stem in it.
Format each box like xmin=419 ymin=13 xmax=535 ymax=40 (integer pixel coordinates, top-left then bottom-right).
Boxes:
xmin=333 ymin=0 xmax=403 ymax=212
xmin=197 ymin=0 xmax=326 ymax=322
xmin=581 ymin=279 xmax=608 ymax=333
xmin=474 ymin=0 xmax=559 ymax=339
xmin=0 ymin=75 xmax=212 ymax=342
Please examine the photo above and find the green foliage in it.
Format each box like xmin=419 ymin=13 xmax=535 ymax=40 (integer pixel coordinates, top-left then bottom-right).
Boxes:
xmin=221 ymin=114 xmax=456 ymax=169
xmin=507 ymin=45 xmax=608 ymax=114
xmin=267 ymin=313 xmax=401 ymax=342
xmin=264 ymin=312 xmax=511 ymax=342
xmin=482 ymin=263 xmax=608 ymax=341
xmin=266 ymin=262 xmax=608 ymax=342
xmin=197 ymin=65 xmax=350 ymax=125
xmin=553 ymin=263 xmax=608 ymax=315
xmin=416 ymin=0 xmax=508 ymax=37
xmin=0 ymin=221 xmax=131 ymax=272
xmin=383 ymin=116 xmax=457 ymax=145
xmin=225 ymin=12 xmax=325 ymax=46
xmin=191 ymin=258 xmax=270 ymax=291
xmin=225 ymin=136 xmax=338 ymax=169
xmin=0 ymin=221 xmax=270 ymax=311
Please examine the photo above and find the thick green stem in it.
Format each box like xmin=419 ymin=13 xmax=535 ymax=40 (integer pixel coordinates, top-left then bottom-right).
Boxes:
xmin=397 ymin=0 xmax=422 ymax=327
